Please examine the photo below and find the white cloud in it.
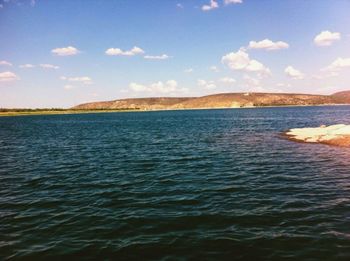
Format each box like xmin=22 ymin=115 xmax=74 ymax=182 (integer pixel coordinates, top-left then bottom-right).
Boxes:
xmin=69 ymin=77 xmax=93 ymax=85
xmin=19 ymin=64 xmax=35 ymax=68
xmin=30 ymin=0 xmax=36 ymax=7
xmin=243 ymin=75 xmax=282 ymax=93
xmin=224 ymin=0 xmax=242 ymax=5
xmin=40 ymin=64 xmax=59 ymax=69
xmin=129 ymin=47 xmax=144 ymax=54
xmin=222 ymin=49 xmax=271 ymax=75
xmin=176 ymin=3 xmax=183 ymax=8
xmin=61 ymin=76 xmax=93 ymax=85
xmin=202 ymin=0 xmax=219 ymax=11
xmin=197 ymin=79 xmax=216 ymax=90
xmin=51 ymin=46 xmax=79 ymax=56
xmin=0 ymin=71 xmax=19 ymax=82
xmin=64 ymin=85 xmax=75 ymax=90
xmin=196 ymin=77 xmax=236 ymax=90
xmin=129 ymin=82 xmax=149 ymax=92
xmin=0 ymin=60 xmax=12 ymax=66
xmin=276 ymin=83 xmax=291 ymax=88
xmin=105 ymin=46 xmax=144 ymax=56
xmin=144 ymin=54 xmax=170 ymax=60
xmin=314 ymin=31 xmax=341 ymax=46
xmin=219 ymin=77 xmax=236 ymax=84
xmin=285 ymin=66 xmax=304 ymax=79
xmin=325 ymin=57 xmax=350 ymax=71
xmin=248 ymin=39 xmax=289 ymax=50
xmin=245 ymin=60 xmax=270 ymax=74
xmin=250 ymin=86 xmax=282 ymax=93
xmin=0 ymin=4 xmax=3 ymax=8
xmin=184 ymin=68 xmax=193 ymax=73
xmin=105 ymin=48 xmax=123 ymax=56
xmin=18 ymin=64 xmax=59 ymax=69
xmin=209 ymin=66 xmax=219 ymax=72
xmin=243 ymin=74 xmax=260 ymax=88
xmin=312 ymin=71 xmax=339 ymax=80
xmin=129 ymin=80 xmax=187 ymax=94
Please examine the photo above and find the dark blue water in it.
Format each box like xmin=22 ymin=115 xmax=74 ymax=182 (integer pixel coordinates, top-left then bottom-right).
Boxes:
xmin=1 ymin=106 xmax=350 ymax=260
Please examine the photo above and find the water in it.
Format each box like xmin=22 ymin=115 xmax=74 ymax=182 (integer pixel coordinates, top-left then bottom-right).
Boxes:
xmin=1 ymin=106 xmax=350 ymax=260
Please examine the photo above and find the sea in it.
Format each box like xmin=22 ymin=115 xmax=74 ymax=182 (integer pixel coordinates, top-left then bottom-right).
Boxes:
xmin=1 ymin=106 xmax=350 ymax=260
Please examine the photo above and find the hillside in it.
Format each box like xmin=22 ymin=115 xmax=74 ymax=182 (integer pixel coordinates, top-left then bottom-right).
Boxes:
xmin=73 ymin=91 xmax=350 ymax=111
xmin=73 ymin=97 xmax=193 ymax=110
xmin=331 ymin=91 xmax=350 ymax=104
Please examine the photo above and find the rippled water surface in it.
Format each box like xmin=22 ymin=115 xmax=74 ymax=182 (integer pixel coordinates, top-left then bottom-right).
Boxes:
xmin=1 ymin=106 xmax=350 ymax=260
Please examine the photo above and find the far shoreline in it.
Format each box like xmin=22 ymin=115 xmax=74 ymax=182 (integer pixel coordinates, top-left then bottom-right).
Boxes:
xmin=0 ymin=109 xmax=139 ymax=117
xmin=1 ymin=104 xmax=350 ymax=117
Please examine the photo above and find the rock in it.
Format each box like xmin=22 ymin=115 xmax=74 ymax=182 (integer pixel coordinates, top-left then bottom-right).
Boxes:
xmin=285 ymin=124 xmax=350 ymax=147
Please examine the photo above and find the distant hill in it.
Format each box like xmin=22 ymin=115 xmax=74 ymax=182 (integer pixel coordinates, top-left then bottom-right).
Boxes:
xmin=73 ymin=97 xmax=193 ymax=110
xmin=73 ymin=91 xmax=350 ymax=111
xmin=331 ymin=91 xmax=350 ymax=104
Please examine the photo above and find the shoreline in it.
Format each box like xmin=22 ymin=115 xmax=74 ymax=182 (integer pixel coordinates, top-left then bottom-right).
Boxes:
xmin=0 ymin=109 xmax=138 ymax=117
xmin=1 ymin=104 xmax=350 ymax=117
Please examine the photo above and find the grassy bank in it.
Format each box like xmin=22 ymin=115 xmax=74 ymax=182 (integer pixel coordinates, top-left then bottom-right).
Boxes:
xmin=0 ymin=108 xmax=139 ymax=117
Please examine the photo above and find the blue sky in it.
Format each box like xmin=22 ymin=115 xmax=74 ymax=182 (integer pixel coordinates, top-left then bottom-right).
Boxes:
xmin=0 ymin=0 xmax=350 ymax=108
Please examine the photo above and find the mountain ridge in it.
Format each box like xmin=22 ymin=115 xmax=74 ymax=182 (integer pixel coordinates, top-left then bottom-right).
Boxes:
xmin=73 ymin=91 xmax=350 ymax=110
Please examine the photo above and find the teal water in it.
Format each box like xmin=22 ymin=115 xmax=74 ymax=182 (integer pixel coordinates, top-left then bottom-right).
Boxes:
xmin=1 ymin=106 xmax=350 ymax=260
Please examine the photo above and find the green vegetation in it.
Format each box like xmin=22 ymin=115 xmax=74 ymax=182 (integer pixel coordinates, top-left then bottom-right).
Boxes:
xmin=0 ymin=108 xmax=140 ymax=117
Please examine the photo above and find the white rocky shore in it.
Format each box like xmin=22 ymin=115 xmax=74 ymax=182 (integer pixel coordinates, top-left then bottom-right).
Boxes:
xmin=285 ymin=124 xmax=350 ymax=147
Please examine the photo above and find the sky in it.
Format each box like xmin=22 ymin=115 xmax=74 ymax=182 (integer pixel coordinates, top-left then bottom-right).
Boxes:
xmin=0 ymin=0 xmax=350 ymax=108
